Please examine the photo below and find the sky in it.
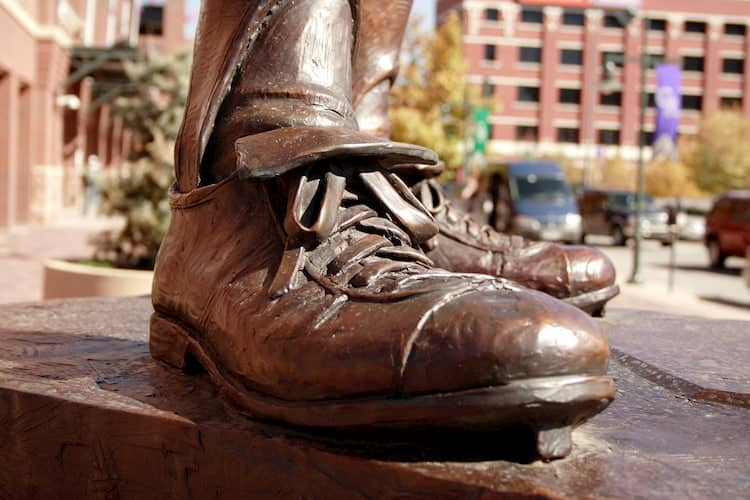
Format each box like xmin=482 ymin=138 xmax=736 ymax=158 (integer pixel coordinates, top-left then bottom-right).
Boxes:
xmin=412 ymin=0 xmax=437 ymax=30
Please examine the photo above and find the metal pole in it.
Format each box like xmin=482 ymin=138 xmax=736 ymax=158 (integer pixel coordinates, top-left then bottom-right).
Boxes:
xmin=583 ymin=29 xmax=597 ymax=188
xmin=668 ymin=197 xmax=681 ymax=292
xmin=668 ymin=226 xmax=676 ymax=292
xmin=628 ymin=16 xmax=648 ymax=284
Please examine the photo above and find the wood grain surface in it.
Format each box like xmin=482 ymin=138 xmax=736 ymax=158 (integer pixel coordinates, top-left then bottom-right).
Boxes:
xmin=0 ymin=297 xmax=748 ymax=499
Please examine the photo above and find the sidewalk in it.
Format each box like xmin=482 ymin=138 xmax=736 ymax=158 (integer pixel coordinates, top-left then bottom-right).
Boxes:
xmin=610 ymin=281 xmax=750 ymax=321
xmin=0 ymin=212 xmax=121 ymax=304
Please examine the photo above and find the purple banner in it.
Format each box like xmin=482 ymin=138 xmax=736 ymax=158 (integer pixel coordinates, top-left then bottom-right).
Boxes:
xmin=653 ymin=64 xmax=681 ymax=158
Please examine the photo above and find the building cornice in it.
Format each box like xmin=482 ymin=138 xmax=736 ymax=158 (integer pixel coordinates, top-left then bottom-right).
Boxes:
xmin=0 ymin=0 xmax=73 ymax=48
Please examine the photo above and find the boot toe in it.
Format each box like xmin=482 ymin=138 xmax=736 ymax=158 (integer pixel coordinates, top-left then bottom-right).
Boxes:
xmin=400 ymin=285 xmax=610 ymax=396
xmin=564 ymin=246 xmax=616 ymax=295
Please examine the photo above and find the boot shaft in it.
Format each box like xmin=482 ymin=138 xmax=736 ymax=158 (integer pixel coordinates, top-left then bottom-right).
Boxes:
xmin=152 ymin=176 xmax=283 ymax=326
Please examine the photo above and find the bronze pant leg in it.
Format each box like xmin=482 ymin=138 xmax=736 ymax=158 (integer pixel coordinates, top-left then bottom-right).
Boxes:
xmin=352 ymin=0 xmax=413 ymax=137
xmin=181 ymin=0 xmax=410 ymax=185
xmin=199 ymin=0 xmax=359 ymax=183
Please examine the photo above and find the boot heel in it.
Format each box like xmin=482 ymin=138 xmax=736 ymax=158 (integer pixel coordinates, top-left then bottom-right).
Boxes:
xmin=149 ymin=313 xmax=193 ymax=370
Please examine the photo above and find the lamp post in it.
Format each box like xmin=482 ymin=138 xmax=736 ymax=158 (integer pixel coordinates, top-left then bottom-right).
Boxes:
xmin=629 ymin=16 xmax=649 ymax=284
xmin=602 ymin=12 xmax=651 ymax=284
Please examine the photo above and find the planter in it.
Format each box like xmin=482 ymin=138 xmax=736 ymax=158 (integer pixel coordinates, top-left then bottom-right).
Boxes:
xmin=43 ymin=259 xmax=153 ymax=300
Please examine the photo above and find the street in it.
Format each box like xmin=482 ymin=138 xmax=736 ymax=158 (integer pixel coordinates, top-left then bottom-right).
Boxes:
xmin=586 ymin=235 xmax=750 ymax=316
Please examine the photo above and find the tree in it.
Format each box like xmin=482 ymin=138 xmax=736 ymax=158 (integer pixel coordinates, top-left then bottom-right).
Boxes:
xmin=592 ymin=156 xmax=635 ymax=190
xmin=538 ymin=155 xmax=584 ymax=187
xmin=682 ymin=109 xmax=750 ymax=194
xmin=390 ymin=12 xmax=492 ymax=179
xmin=94 ymin=51 xmax=191 ymax=269
xmin=644 ymin=158 xmax=705 ymax=198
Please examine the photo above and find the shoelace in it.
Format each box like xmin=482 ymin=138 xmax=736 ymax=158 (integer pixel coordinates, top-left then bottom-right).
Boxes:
xmin=269 ymin=164 xmax=440 ymax=299
xmin=440 ymin=200 xmax=512 ymax=247
xmin=415 ymin=179 xmax=524 ymax=251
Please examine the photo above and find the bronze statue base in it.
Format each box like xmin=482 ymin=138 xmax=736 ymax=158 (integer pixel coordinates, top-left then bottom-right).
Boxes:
xmin=1 ymin=297 xmax=748 ymax=498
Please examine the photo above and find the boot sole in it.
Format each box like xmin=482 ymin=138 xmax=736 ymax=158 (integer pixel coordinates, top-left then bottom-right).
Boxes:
xmin=563 ymin=284 xmax=620 ymax=317
xmin=150 ymin=312 xmax=615 ymax=459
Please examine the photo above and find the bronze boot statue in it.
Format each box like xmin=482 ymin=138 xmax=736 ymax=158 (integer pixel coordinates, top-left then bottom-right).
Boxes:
xmin=351 ymin=2 xmax=619 ymax=316
xmin=150 ymin=0 xmax=614 ymax=459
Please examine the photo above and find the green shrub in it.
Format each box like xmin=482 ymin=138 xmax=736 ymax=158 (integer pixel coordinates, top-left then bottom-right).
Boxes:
xmin=94 ymin=51 xmax=191 ymax=270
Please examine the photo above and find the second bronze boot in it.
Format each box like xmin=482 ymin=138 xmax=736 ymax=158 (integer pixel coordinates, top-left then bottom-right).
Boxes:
xmin=351 ymin=1 xmax=619 ymax=316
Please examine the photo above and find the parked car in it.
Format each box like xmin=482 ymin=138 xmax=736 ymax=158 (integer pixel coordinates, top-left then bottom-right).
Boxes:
xmin=578 ymin=189 xmax=670 ymax=246
xmin=678 ymin=206 xmax=708 ymax=241
xmin=704 ymin=191 xmax=750 ymax=269
xmin=487 ymin=161 xmax=581 ymax=243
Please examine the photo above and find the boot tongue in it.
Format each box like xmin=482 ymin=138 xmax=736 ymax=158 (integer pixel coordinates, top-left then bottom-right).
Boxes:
xmin=284 ymin=164 xmax=438 ymax=245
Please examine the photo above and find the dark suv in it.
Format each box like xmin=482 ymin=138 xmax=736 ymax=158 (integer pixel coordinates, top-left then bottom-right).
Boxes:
xmin=704 ymin=191 xmax=750 ymax=268
xmin=578 ymin=189 xmax=670 ymax=246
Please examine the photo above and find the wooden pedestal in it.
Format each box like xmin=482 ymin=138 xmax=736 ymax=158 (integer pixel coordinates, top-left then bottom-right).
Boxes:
xmin=1 ymin=297 xmax=748 ymax=498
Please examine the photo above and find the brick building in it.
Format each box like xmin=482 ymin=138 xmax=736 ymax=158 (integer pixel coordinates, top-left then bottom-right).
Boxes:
xmin=0 ymin=0 xmax=194 ymax=229
xmin=437 ymin=0 xmax=750 ymax=166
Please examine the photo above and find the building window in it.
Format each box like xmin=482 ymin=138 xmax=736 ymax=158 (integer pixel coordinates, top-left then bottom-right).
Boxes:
xmin=646 ymin=93 xmax=656 ymax=108
xmin=562 ymin=10 xmax=584 ymax=26
xmin=603 ymin=13 xmax=624 ymax=29
xmin=516 ymin=125 xmax=539 ymax=141
xmin=725 ymin=23 xmax=747 ymax=36
xmin=647 ymin=53 xmax=665 ymax=66
xmin=517 ymin=86 xmax=540 ymax=103
xmin=139 ymin=5 xmax=164 ymax=35
xmin=597 ymin=129 xmax=620 ymax=145
xmin=684 ymin=21 xmax=706 ymax=34
xmin=519 ymin=46 xmax=542 ymax=63
xmin=484 ymin=44 xmax=496 ymax=61
xmin=521 ymin=8 xmax=543 ymax=24
xmin=647 ymin=19 xmax=667 ymax=31
xmin=683 ymin=94 xmax=703 ymax=111
xmin=720 ymin=96 xmax=743 ymax=108
xmin=600 ymin=91 xmax=622 ymax=106
xmin=485 ymin=8 xmax=499 ymax=22
xmin=682 ymin=56 xmax=704 ymax=72
xmin=482 ymin=81 xmax=495 ymax=97
xmin=722 ymin=58 xmax=744 ymax=74
xmin=558 ymin=88 xmax=581 ymax=104
xmin=601 ymin=51 xmax=624 ymax=67
xmin=557 ymin=128 xmax=580 ymax=143
xmin=560 ymin=49 xmax=583 ymax=65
